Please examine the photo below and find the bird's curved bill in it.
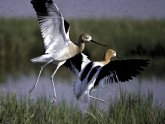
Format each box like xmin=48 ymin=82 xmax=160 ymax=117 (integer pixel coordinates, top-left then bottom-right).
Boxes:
xmin=91 ymin=40 xmax=110 ymax=47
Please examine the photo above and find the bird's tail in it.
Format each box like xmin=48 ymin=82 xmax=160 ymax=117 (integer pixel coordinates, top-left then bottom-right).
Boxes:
xmin=73 ymin=80 xmax=84 ymax=100
xmin=73 ymin=80 xmax=90 ymax=103
xmin=31 ymin=54 xmax=52 ymax=63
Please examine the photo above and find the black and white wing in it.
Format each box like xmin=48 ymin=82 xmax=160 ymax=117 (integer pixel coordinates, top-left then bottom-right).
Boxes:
xmin=64 ymin=53 xmax=91 ymax=77
xmin=94 ymin=59 xmax=150 ymax=87
xmin=31 ymin=0 xmax=70 ymax=53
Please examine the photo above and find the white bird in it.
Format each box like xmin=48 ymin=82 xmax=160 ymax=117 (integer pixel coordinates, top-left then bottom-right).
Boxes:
xmin=64 ymin=49 xmax=149 ymax=103
xmin=29 ymin=0 xmax=109 ymax=101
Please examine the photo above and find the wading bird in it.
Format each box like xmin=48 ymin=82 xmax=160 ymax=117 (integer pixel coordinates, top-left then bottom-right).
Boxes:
xmin=29 ymin=0 xmax=109 ymax=101
xmin=64 ymin=49 xmax=149 ymax=103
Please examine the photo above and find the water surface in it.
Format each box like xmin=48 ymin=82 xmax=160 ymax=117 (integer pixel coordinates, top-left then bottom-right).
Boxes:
xmin=0 ymin=74 xmax=164 ymax=107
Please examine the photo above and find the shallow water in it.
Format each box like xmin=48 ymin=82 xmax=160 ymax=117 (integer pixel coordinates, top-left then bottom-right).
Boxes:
xmin=0 ymin=74 xmax=164 ymax=106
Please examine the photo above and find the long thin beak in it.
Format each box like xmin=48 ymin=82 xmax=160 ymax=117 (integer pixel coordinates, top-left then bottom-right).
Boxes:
xmin=91 ymin=40 xmax=110 ymax=47
xmin=117 ymin=55 xmax=120 ymax=58
xmin=117 ymin=55 xmax=123 ymax=59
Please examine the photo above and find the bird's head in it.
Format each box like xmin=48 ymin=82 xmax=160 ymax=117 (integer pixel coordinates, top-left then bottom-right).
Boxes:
xmin=80 ymin=33 xmax=92 ymax=42
xmin=104 ymin=49 xmax=117 ymax=60
xmin=78 ymin=33 xmax=110 ymax=47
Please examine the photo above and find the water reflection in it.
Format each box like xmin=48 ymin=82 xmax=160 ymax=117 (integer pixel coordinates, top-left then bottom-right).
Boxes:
xmin=0 ymin=74 xmax=164 ymax=106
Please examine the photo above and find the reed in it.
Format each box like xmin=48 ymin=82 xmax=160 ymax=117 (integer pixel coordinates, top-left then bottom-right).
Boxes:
xmin=0 ymin=91 xmax=164 ymax=124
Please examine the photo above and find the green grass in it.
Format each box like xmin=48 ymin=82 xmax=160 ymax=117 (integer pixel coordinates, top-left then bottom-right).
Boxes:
xmin=0 ymin=18 xmax=165 ymax=78
xmin=0 ymin=92 xmax=164 ymax=124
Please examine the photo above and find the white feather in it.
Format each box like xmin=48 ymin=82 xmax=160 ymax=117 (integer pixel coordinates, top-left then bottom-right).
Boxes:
xmin=31 ymin=54 xmax=52 ymax=63
xmin=34 ymin=0 xmax=71 ymax=54
xmin=72 ymin=61 xmax=104 ymax=100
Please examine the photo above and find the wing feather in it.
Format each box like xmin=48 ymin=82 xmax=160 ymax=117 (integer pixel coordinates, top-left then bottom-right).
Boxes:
xmin=94 ymin=59 xmax=150 ymax=87
xmin=64 ymin=53 xmax=90 ymax=77
xmin=31 ymin=0 xmax=70 ymax=53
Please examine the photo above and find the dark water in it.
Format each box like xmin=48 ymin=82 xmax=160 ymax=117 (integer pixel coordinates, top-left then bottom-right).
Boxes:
xmin=0 ymin=73 xmax=164 ymax=106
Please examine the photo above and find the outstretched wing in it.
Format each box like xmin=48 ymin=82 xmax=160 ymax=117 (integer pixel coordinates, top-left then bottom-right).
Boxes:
xmin=94 ymin=59 xmax=150 ymax=87
xmin=31 ymin=0 xmax=70 ymax=53
xmin=64 ymin=53 xmax=91 ymax=77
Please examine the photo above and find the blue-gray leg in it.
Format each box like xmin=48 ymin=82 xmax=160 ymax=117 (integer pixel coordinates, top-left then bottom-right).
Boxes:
xmin=29 ymin=60 xmax=53 ymax=93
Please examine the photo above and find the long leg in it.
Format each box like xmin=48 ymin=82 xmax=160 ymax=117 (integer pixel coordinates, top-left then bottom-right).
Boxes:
xmin=29 ymin=60 xmax=53 ymax=93
xmin=51 ymin=61 xmax=66 ymax=102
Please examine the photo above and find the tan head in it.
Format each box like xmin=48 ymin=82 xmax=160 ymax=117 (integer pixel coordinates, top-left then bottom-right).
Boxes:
xmin=105 ymin=49 xmax=116 ymax=58
xmin=102 ymin=49 xmax=116 ymax=64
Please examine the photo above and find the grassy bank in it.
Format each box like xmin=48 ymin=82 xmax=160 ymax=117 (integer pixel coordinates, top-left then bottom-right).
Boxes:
xmin=0 ymin=92 xmax=164 ymax=124
xmin=1 ymin=18 xmax=165 ymax=58
xmin=0 ymin=18 xmax=165 ymax=78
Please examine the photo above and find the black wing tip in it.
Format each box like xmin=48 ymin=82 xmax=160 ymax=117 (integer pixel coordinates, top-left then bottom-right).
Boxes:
xmin=126 ymin=58 xmax=150 ymax=67
xmin=138 ymin=59 xmax=151 ymax=67
xmin=122 ymin=59 xmax=151 ymax=82
xmin=31 ymin=0 xmax=53 ymax=9
xmin=31 ymin=0 xmax=54 ymax=14
xmin=31 ymin=0 xmax=53 ymax=4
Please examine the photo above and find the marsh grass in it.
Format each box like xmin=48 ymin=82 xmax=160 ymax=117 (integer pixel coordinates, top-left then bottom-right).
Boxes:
xmin=0 ymin=91 xmax=164 ymax=124
xmin=0 ymin=18 xmax=164 ymax=59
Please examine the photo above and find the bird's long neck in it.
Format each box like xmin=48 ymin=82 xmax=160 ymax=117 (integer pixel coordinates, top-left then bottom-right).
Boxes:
xmin=100 ymin=53 xmax=111 ymax=65
xmin=78 ymin=42 xmax=85 ymax=52
xmin=77 ymin=37 xmax=85 ymax=52
xmin=101 ymin=58 xmax=110 ymax=65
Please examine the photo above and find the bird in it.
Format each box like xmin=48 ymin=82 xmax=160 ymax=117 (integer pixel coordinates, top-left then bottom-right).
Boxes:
xmin=64 ymin=49 xmax=150 ymax=103
xmin=29 ymin=0 xmax=109 ymax=102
